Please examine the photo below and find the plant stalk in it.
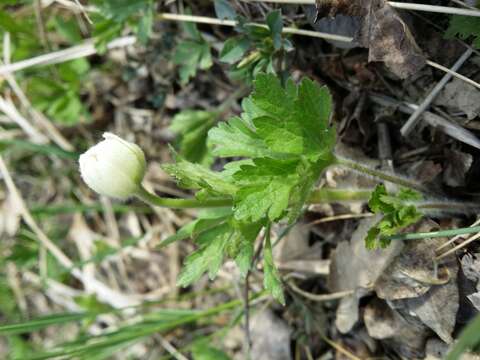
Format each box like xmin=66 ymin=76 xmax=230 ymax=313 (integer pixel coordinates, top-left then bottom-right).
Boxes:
xmin=135 ymin=186 xmax=231 ymax=209
xmin=333 ymin=156 xmax=427 ymax=193
xmin=135 ymin=185 xmax=372 ymax=209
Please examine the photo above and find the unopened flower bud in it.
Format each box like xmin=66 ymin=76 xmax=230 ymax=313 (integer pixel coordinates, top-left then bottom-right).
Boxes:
xmin=79 ymin=133 xmax=146 ymax=199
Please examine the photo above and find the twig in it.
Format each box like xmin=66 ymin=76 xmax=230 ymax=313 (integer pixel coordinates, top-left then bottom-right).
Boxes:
xmin=288 ymin=280 xmax=355 ymax=301
xmin=240 ymin=0 xmax=480 ymax=16
xmin=450 ymin=0 xmax=478 ymax=10
xmin=34 ymin=0 xmax=50 ymax=50
xmin=2 ymin=33 xmax=74 ymax=151
xmin=436 ymin=231 xmax=480 ymax=260
xmin=0 ymin=96 xmax=48 ymax=143
xmin=388 ymin=1 xmax=480 ymax=16
xmin=159 ymin=13 xmax=354 ymax=42
xmin=401 ymin=48 xmax=474 ymax=136
xmin=436 ymin=218 xmax=480 ymax=252
xmin=0 ymin=36 xmax=136 ymax=75
xmin=307 ymin=213 xmax=373 ymax=225
xmin=370 ymin=93 xmax=480 ymax=150
xmin=426 ymin=59 xmax=480 ymax=90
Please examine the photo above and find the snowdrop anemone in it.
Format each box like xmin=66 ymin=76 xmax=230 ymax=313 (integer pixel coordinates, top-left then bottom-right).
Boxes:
xmin=79 ymin=133 xmax=146 ymax=199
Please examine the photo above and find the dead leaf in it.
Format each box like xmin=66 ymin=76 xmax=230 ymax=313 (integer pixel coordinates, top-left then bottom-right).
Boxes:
xmin=435 ymin=78 xmax=480 ymax=120
xmin=250 ymin=309 xmax=292 ymax=360
xmin=328 ymin=217 xmax=401 ymax=333
xmin=443 ymin=149 xmax=473 ymax=187
xmin=461 ymin=253 xmax=480 ymax=284
xmin=467 ymin=291 xmax=480 ymax=312
xmin=402 ymin=257 xmax=459 ymax=344
xmin=375 ymin=220 xmax=447 ymax=300
xmin=315 ymin=0 xmax=426 ymax=78
xmin=364 ymin=298 xmax=429 ymax=358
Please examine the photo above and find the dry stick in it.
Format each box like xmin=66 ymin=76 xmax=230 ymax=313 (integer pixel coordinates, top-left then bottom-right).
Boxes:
xmin=370 ymin=93 xmax=480 ymax=150
xmin=401 ymin=48 xmax=474 ymax=136
xmin=2 ymin=33 xmax=74 ymax=151
xmin=0 ymin=155 xmax=138 ymax=309
xmin=436 ymin=231 xmax=480 ymax=260
xmin=436 ymin=218 xmax=480 ymax=252
xmin=0 ymin=96 xmax=48 ymax=144
xmin=159 ymin=13 xmax=354 ymax=42
xmin=450 ymin=0 xmax=478 ymax=10
xmin=240 ymin=0 xmax=480 ymax=16
xmin=288 ymin=280 xmax=355 ymax=301
xmin=0 ymin=36 xmax=136 ymax=75
xmin=426 ymin=59 xmax=480 ymax=90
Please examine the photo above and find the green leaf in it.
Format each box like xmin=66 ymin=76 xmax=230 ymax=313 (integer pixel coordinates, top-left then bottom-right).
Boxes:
xmin=263 ymin=230 xmax=285 ymax=305
xmin=366 ymin=184 xmax=423 ymax=249
xmin=170 ymin=110 xmax=217 ymax=164
xmin=162 ymin=156 xmax=237 ymax=196
xmin=177 ymin=223 xmax=232 ymax=287
xmin=174 ymin=40 xmax=212 ymax=85
xmin=160 ymin=208 xmax=232 ymax=247
xmin=192 ymin=342 xmax=231 ymax=360
xmin=232 ymin=158 xmax=300 ymax=222
xmin=51 ymin=16 xmax=82 ymax=43
xmin=214 ymin=0 xmax=237 ymax=21
xmin=208 ymin=117 xmax=273 ymax=158
xmin=93 ymin=0 xmax=150 ymax=21
xmin=446 ymin=15 xmax=480 ymax=49
xmin=220 ymin=36 xmax=251 ymax=64
xmin=0 ymin=10 xmax=31 ymax=34
xmin=137 ymin=4 xmax=154 ymax=44
xmin=266 ymin=10 xmax=283 ymax=50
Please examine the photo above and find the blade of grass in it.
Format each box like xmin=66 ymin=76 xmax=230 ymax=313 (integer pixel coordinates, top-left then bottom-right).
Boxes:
xmin=0 ymin=313 xmax=92 ymax=336
xmin=446 ymin=313 xmax=480 ymax=360
xmin=0 ymin=139 xmax=79 ymax=159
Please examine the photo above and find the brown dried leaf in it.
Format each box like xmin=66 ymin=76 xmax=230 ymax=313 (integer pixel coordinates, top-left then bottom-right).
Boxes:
xmin=443 ymin=149 xmax=473 ymax=187
xmin=364 ymin=299 xmax=429 ymax=358
xmin=375 ymin=220 xmax=448 ymax=300
xmin=315 ymin=0 xmax=426 ymax=78
xmin=402 ymin=258 xmax=459 ymax=344
xmin=329 ymin=217 xmax=401 ymax=333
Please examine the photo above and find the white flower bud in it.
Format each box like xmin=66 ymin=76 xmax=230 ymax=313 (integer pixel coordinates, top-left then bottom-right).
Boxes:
xmin=79 ymin=133 xmax=146 ymax=199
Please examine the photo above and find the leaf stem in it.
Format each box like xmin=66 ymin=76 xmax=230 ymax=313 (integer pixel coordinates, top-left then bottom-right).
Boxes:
xmin=384 ymin=225 xmax=480 ymax=241
xmin=333 ymin=156 xmax=427 ymax=193
xmin=135 ymin=186 xmax=231 ymax=209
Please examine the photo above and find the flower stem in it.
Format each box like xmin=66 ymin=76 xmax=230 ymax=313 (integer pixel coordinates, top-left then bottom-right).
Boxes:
xmin=136 ymin=185 xmax=372 ymax=209
xmin=135 ymin=186 xmax=231 ymax=209
xmin=333 ymin=156 xmax=427 ymax=193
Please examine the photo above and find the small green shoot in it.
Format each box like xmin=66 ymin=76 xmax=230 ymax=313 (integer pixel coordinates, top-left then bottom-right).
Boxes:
xmin=220 ymin=10 xmax=294 ymax=82
xmin=366 ymin=184 xmax=423 ymax=249
xmin=173 ymin=21 xmax=213 ymax=85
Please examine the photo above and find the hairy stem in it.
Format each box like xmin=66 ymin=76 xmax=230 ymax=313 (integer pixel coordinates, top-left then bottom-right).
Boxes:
xmin=135 ymin=185 xmax=372 ymax=209
xmin=385 ymin=226 xmax=480 ymax=241
xmin=333 ymin=156 xmax=427 ymax=193
xmin=135 ymin=186 xmax=231 ymax=209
